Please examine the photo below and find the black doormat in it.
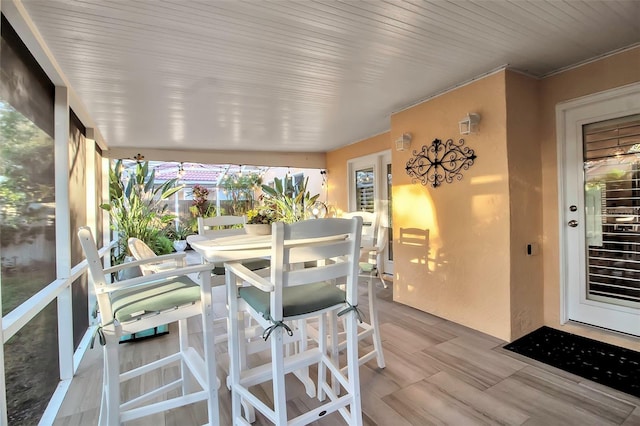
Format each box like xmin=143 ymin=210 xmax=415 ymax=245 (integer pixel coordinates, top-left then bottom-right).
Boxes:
xmin=504 ymin=326 xmax=640 ymax=398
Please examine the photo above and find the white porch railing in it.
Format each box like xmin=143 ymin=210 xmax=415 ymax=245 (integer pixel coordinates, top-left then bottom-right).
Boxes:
xmin=0 ymin=241 xmax=114 ymax=425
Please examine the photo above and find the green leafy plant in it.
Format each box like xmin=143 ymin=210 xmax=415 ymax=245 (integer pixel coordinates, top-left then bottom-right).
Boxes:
xmin=261 ymin=176 xmax=319 ymax=223
xmin=100 ymin=160 xmax=183 ymax=263
xmin=188 ymin=184 xmax=217 ymax=232
xmin=246 ymin=206 xmax=277 ymax=224
xmin=0 ymin=102 xmax=56 ymax=247
xmin=219 ymin=172 xmax=262 ymax=215
xmin=165 ymin=221 xmax=194 ymax=241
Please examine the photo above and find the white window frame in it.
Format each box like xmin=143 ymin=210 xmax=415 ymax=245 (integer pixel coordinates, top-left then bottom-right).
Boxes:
xmin=347 ymin=150 xmax=393 ymax=273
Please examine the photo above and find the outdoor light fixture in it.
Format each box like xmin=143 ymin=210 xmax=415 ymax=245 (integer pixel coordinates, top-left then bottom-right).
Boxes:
xmin=320 ymin=169 xmax=327 ymax=187
xmin=176 ymin=162 xmax=185 ymax=179
xmin=459 ymin=113 xmax=481 ymax=135
xmin=395 ymin=133 xmax=412 ymax=151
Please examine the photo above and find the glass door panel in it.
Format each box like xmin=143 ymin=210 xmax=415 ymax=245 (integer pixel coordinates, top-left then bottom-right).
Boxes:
xmin=584 ymin=114 xmax=640 ymax=309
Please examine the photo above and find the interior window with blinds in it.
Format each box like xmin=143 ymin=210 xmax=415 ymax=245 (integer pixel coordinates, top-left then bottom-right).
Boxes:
xmin=355 ymin=167 xmax=374 ymax=212
xmin=583 ymin=114 xmax=640 ymax=308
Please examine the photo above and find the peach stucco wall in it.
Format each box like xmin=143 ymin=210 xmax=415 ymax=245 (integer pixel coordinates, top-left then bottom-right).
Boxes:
xmin=390 ymin=72 xmax=513 ymax=341
xmin=505 ymin=71 xmax=544 ymax=340
xmin=325 ymin=47 xmax=640 ymax=347
xmin=540 ymin=47 xmax=640 ymax=350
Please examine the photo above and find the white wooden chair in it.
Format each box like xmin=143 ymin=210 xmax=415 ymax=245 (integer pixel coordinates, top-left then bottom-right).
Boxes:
xmin=338 ymin=211 xmax=386 ymax=369
xmin=225 ymin=217 xmax=364 ymax=425
xmin=78 ymin=227 xmax=220 ymax=425
xmin=341 ymin=211 xmax=387 ymax=288
xmin=127 ymin=237 xmax=187 ymax=275
xmin=341 ymin=211 xmax=379 ymax=250
xmin=353 ymin=224 xmax=387 ymax=368
xmin=197 ymin=215 xmax=247 ymax=238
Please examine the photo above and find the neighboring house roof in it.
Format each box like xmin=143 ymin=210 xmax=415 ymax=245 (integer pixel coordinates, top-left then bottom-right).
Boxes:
xmin=137 ymin=162 xmax=268 ymax=184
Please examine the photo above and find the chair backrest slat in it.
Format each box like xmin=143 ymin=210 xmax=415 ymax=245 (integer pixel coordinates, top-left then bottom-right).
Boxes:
xmin=127 ymin=237 xmax=159 ymax=275
xmin=341 ymin=211 xmax=379 ymax=247
xmin=286 ymin=240 xmax=351 ymax=264
xmin=77 ymin=226 xmax=115 ymax=321
xmin=198 ymin=215 xmax=246 ymax=237
xmin=284 ymin=261 xmax=350 ymax=287
xmin=269 ymin=217 xmax=362 ymax=319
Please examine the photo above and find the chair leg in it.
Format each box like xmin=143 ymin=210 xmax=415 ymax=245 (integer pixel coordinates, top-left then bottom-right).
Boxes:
xmin=368 ymin=276 xmax=385 ymax=369
xmin=228 ymin=287 xmax=245 ymax=424
xmin=200 ymin=276 xmax=220 ymax=425
xmin=377 ymin=269 xmax=388 ymax=289
xmin=178 ymin=318 xmax=197 ymax=394
xmin=317 ymin=313 xmax=327 ymax=402
xmin=236 ymin=310 xmax=256 ymax=423
xmin=98 ymin=350 xmax=108 ymax=425
xmin=103 ymin=333 xmax=121 ymax=426
xmin=271 ymin=326 xmax=288 ymax=425
xmin=328 ymin=313 xmax=341 ymax=395
xmin=294 ymin=319 xmax=316 ymax=398
xmin=344 ymin=310 xmax=363 ymax=425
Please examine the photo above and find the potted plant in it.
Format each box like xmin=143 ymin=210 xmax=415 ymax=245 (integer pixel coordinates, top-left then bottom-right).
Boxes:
xmin=245 ymin=206 xmax=277 ymax=235
xmin=166 ymin=221 xmax=194 ymax=252
xmin=260 ymin=176 xmax=319 ymax=223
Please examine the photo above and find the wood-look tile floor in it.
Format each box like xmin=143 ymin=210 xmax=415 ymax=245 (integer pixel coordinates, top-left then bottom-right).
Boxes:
xmin=54 ymin=283 xmax=640 ymax=426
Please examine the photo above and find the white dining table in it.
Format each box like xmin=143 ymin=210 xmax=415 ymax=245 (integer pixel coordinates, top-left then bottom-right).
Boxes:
xmin=188 ymin=232 xmax=272 ymax=264
xmin=188 ymin=230 xmax=351 ymax=265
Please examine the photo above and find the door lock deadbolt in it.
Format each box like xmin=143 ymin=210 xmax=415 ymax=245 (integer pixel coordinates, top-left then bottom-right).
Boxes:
xmin=569 ymin=205 xmax=577 ymax=212
xmin=568 ymin=220 xmax=579 ymax=227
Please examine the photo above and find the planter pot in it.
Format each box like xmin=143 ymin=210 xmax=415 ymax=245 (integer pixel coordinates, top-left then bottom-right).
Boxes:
xmin=244 ymin=223 xmax=272 ymax=235
xmin=118 ymin=255 xmax=142 ymax=280
xmin=173 ymin=240 xmax=188 ymax=252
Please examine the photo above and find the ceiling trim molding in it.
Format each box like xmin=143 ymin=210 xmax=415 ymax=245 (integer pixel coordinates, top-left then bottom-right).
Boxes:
xmin=541 ymin=42 xmax=640 ymax=79
xmin=334 ymin=129 xmax=392 ymax=152
xmin=392 ymin=65 xmax=510 ymax=116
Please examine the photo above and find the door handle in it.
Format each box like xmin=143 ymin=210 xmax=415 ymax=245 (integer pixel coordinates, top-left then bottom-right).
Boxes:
xmin=568 ymin=220 xmax=578 ymax=227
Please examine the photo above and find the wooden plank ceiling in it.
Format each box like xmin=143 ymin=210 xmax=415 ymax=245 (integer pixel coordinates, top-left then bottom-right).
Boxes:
xmin=18 ymin=0 xmax=640 ymax=153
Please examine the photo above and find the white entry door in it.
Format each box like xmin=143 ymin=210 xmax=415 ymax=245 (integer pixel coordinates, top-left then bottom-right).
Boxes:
xmin=558 ymin=83 xmax=640 ymax=336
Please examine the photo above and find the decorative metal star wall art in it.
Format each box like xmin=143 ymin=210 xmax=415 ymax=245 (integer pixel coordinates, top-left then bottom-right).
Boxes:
xmin=405 ymin=138 xmax=477 ymax=188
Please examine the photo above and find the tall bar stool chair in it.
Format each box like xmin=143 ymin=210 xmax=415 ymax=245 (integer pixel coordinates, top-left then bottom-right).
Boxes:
xmin=78 ymin=227 xmax=220 ymax=425
xmin=338 ymin=212 xmax=386 ymax=369
xmin=225 ymin=217 xmax=364 ymax=425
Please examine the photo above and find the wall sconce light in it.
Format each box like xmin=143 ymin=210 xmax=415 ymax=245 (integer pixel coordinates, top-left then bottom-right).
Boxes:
xmin=459 ymin=113 xmax=481 ymax=135
xmin=320 ymin=169 xmax=327 ymax=187
xmin=395 ymin=133 xmax=412 ymax=151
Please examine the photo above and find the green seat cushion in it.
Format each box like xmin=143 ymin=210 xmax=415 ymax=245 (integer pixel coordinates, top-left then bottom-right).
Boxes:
xmin=213 ymin=259 xmax=271 ymax=276
xmin=239 ymin=282 xmax=346 ymax=319
xmin=111 ymin=276 xmax=200 ymax=323
xmin=359 ymin=262 xmax=375 ymax=272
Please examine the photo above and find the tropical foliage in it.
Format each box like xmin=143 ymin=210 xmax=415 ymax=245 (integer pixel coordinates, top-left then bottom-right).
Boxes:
xmin=165 ymin=221 xmax=195 ymax=241
xmin=189 ymin=184 xmax=216 ymax=217
xmin=261 ymin=176 xmax=319 ymax=223
xmin=0 ymin=102 xmax=55 ymax=247
xmin=218 ymin=172 xmax=262 ymax=215
xmin=100 ymin=160 xmax=182 ymax=263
